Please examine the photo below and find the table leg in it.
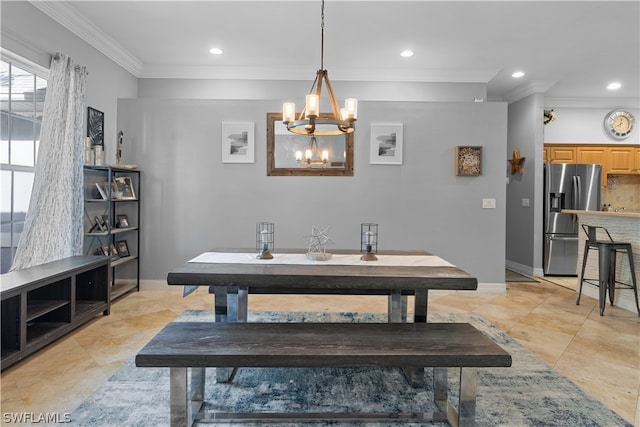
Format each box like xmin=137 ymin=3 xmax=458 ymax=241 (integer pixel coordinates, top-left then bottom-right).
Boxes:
xmin=388 ymin=290 xmax=403 ymax=323
xmin=408 ymin=289 xmax=429 ymax=386
xmin=213 ymin=286 xmax=236 ymax=382
xmin=237 ymin=286 xmax=248 ymax=322
xmin=414 ymin=289 xmax=428 ymax=323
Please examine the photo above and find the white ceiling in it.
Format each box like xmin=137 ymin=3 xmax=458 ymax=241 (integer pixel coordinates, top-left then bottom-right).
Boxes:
xmin=32 ymin=0 xmax=640 ymax=104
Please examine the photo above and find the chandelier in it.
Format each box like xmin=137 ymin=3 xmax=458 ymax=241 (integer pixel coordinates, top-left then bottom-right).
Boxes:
xmin=282 ymin=0 xmax=357 ymax=136
xmin=295 ymin=136 xmax=329 ymax=166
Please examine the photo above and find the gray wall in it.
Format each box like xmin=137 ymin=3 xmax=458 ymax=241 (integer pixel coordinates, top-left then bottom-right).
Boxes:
xmin=118 ymin=98 xmax=507 ymax=288
xmin=505 ymin=94 xmax=545 ymax=276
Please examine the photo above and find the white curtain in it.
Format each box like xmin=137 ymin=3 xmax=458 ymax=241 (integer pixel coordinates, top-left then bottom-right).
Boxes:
xmin=10 ymin=53 xmax=88 ymax=271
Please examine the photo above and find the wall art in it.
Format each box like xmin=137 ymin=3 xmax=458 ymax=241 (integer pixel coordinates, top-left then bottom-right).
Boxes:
xmin=87 ymin=107 xmax=104 ymax=146
xmin=221 ymin=122 xmax=255 ymax=163
xmin=455 ymin=146 xmax=482 ymax=176
xmin=370 ymin=123 xmax=403 ymax=165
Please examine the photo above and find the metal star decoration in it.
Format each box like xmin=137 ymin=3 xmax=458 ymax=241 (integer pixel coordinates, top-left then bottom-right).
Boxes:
xmin=509 ymin=149 xmax=526 ymax=175
xmin=305 ymin=226 xmax=334 ymax=260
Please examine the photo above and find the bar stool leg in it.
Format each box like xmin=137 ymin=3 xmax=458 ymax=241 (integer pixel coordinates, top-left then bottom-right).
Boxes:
xmin=576 ymin=241 xmax=590 ymax=305
xmin=625 ymin=246 xmax=640 ymax=316
xmin=608 ymin=250 xmax=617 ymax=305
xmin=597 ymin=243 xmax=611 ymax=316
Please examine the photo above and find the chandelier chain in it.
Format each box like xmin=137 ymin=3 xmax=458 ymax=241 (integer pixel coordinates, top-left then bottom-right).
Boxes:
xmin=320 ymin=0 xmax=325 ymax=71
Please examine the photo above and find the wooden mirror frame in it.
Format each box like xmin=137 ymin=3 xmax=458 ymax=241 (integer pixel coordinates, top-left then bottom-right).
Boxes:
xmin=266 ymin=112 xmax=354 ymax=176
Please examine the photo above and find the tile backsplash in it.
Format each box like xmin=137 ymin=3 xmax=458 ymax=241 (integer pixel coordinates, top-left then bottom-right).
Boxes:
xmin=602 ymin=175 xmax=640 ymax=212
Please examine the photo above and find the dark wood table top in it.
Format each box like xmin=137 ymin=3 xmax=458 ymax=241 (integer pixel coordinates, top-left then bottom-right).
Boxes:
xmin=167 ymin=248 xmax=477 ymax=293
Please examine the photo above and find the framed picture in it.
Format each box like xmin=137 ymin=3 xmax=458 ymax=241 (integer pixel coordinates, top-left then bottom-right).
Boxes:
xmin=112 ymin=176 xmax=136 ymax=200
xmin=455 ymin=146 xmax=482 ymax=176
xmin=221 ymin=122 xmax=255 ymax=163
xmin=87 ymin=107 xmax=104 ymax=146
xmin=370 ymin=124 xmax=403 ymax=165
xmin=266 ymin=113 xmax=354 ymax=176
xmin=116 ymin=214 xmax=129 ymax=228
xmin=116 ymin=240 xmax=131 ymax=257
xmin=95 ymin=183 xmax=108 ymax=200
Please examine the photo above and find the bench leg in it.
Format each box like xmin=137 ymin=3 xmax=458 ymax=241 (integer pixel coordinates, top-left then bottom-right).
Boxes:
xmin=457 ymin=367 xmax=478 ymax=427
xmin=170 ymin=368 xmax=188 ymax=427
xmin=433 ymin=367 xmax=448 ymax=411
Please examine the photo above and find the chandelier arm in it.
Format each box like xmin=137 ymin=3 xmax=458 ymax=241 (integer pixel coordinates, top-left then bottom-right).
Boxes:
xmin=322 ymin=72 xmax=343 ymax=120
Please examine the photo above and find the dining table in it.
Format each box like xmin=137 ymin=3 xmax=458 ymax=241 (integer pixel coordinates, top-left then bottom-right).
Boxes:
xmin=167 ymin=247 xmax=477 ymax=322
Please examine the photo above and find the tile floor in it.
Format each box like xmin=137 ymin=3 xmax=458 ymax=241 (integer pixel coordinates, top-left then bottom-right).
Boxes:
xmin=1 ymin=280 xmax=639 ymax=426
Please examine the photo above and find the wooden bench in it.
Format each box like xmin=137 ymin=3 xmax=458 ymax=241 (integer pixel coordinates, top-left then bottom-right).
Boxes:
xmin=136 ymin=321 xmax=511 ymax=426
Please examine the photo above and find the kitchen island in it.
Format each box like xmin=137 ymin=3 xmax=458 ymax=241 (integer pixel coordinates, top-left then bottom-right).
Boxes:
xmin=563 ymin=209 xmax=640 ymax=313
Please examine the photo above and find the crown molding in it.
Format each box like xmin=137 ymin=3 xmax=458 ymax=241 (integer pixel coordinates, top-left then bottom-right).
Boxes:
xmin=29 ymin=1 xmax=143 ymax=77
xmin=544 ymin=97 xmax=640 ymax=109
xmin=139 ymin=63 xmax=498 ymax=83
xmin=501 ymin=81 xmax=557 ymax=104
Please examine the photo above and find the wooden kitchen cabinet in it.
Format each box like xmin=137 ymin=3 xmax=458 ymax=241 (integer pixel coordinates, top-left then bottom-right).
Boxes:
xmin=546 ymin=145 xmax=576 ymax=163
xmin=577 ymin=146 xmax=607 ymax=187
xmin=607 ymin=146 xmax=635 ymax=174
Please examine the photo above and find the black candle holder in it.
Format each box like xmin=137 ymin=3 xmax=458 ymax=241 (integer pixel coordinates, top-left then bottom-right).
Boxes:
xmin=360 ymin=223 xmax=378 ymax=261
xmin=256 ymin=222 xmax=274 ymax=259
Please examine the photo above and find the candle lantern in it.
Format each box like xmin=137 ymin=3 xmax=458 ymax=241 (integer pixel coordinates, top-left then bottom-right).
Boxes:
xmin=256 ymin=222 xmax=274 ymax=259
xmin=360 ymin=223 xmax=378 ymax=261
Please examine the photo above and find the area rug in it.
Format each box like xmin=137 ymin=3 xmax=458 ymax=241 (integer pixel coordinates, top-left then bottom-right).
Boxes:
xmin=63 ymin=311 xmax=632 ymax=427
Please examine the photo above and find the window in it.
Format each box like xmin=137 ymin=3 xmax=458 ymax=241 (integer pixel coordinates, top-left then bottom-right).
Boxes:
xmin=1 ymin=55 xmax=47 ymax=273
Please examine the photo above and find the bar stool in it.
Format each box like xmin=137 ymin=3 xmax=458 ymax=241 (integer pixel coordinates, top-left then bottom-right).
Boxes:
xmin=576 ymin=225 xmax=640 ymax=316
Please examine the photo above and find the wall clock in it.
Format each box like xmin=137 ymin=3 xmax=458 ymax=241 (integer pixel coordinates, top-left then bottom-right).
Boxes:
xmin=604 ymin=109 xmax=635 ymax=140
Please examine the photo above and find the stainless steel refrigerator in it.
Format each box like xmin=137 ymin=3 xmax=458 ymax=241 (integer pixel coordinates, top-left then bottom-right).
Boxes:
xmin=543 ymin=163 xmax=601 ymax=276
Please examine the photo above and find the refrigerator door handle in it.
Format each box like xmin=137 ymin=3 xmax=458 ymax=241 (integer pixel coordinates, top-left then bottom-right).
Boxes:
xmin=572 ymin=175 xmax=581 ymax=210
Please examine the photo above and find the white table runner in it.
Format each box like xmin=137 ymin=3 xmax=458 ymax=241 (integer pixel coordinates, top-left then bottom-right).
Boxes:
xmin=188 ymin=252 xmax=454 ymax=267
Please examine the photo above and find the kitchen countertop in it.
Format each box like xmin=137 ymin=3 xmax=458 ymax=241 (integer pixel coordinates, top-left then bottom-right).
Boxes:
xmin=562 ymin=209 xmax=640 ymax=219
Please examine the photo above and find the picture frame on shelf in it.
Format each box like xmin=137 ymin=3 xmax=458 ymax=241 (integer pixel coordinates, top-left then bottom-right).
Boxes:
xmin=454 ymin=146 xmax=482 ymax=176
xmin=221 ymin=122 xmax=255 ymax=163
xmin=110 ymin=243 xmax=118 ymax=256
xmin=95 ymin=182 xmax=108 ymax=200
xmin=116 ymin=240 xmax=131 ymax=257
xmin=112 ymin=176 xmax=136 ymax=200
xmin=370 ymin=124 xmax=403 ymax=165
xmin=87 ymin=107 xmax=104 ymax=146
xmin=116 ymin=214 xmax=129 ymax=228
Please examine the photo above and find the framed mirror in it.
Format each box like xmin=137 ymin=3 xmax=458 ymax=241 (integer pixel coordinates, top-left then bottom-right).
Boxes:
xmin=266 ymin=112 xmax=354 ymax=176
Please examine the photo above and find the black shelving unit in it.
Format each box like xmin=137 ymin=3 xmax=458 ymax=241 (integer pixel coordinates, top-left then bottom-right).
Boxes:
xmin=83 ymin=165 xmax=140 ymax=300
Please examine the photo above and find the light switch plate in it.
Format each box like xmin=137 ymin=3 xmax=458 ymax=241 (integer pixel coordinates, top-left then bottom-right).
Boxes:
xmin=482 ymin=198 xmax=496 ymax=209
xmin=522 ymin=198 xmax=530 ymax=207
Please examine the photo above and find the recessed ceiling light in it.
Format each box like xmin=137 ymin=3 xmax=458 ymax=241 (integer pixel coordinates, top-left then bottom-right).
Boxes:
xmin=209 ymin=47 xmax=223 ymax=55
xmin=400 ymin=50 xmax=414 ymax=58
xmin=607 ymin=82 xmax=622 ymax=90
xmin=511 ymin=71 xmax=525 ymax=78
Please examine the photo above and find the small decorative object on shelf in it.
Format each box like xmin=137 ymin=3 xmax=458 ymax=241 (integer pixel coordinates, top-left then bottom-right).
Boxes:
xmin=256 ymin=222 xmax=274 ymax=259
xmin=116 ymin=240 xmax=130 ymax=258
xmin=306 ymin=226 xmax=333 ymax=261
xmin=360 ymin=223 xmax=378 ymax=261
